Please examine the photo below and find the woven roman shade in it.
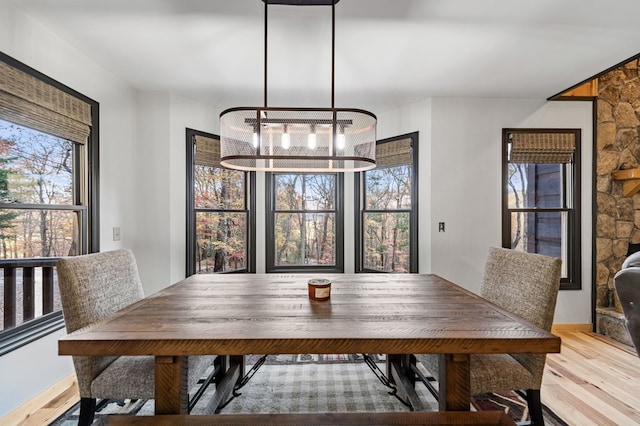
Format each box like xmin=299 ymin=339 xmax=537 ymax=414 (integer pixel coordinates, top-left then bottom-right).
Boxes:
xmin=375 ymin=137 xmax=412 ymax=169
xmin=0 ymin=60 xmax=92 ymax=144
xmin=195 ymin=134 xmax=221 ymax=167
xmin=510 ymin=132 xmax=575 ymax=164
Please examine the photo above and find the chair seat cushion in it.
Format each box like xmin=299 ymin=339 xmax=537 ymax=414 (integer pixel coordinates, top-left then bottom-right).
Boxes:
xmin=416 ymin=353 xmax=538 ymax=395
xmin=90 ymin=355 xmax=217 ymax=401
xmin=469 ymin=353 xmax=538 ymax=394
xmin=91 ymin=355 xmax=155 ymax=399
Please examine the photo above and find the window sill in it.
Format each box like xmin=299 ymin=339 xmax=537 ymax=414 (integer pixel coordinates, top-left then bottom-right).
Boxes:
xmin=0 ymin=312 xmax=65 ymax=357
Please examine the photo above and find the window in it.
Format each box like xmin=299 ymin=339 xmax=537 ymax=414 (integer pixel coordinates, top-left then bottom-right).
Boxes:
xmin=266 ymin=172 xmax=343 ymax=272
xmin=186 ymin=129 xmax=254 ymax=275
xmin=502 ymin=129 xmax=581 ymax=290
xmin=356 ymin=132 xmax=418 ymax=273
xmin=0 ymin=52 xmax=98 ymax=354
xmin=0 ymin=122 xmax=83 ymax=256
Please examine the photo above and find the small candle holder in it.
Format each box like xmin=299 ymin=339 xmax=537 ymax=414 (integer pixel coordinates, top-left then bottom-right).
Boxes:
xmin=308 ymin=278 xmax=331 ymax=301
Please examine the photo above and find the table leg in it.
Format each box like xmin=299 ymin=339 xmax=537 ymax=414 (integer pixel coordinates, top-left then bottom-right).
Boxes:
xmin=154 ymin=355 xmax=188 ymax=414
xmin=438 ymin=353 xmax=470 ymax=411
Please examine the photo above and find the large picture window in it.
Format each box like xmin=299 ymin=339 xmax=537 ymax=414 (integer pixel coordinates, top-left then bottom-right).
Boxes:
xmin=356 ymin=132 xmax=418 ymax=273
xmin=0 ymin=53 xmax=98 ymax=354
xmin=186 ymin=129 xmax=254 ymax=275
xmin=502 ymin=128 xmax=581 ymax=290
xmin=266 ymin=173 xmax=343 ymax=272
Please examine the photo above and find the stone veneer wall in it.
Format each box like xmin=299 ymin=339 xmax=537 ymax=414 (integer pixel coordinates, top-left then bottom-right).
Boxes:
xmin=595 ymin=59 xmax=640 ymax=346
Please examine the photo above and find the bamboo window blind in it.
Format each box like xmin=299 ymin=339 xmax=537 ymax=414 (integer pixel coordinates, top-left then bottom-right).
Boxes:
xmin=0 ymin=60 xmax=92 ymax=144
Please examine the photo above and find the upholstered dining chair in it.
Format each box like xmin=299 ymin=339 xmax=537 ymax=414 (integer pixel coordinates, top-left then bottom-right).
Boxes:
xmin=614 ymin=267 xmax=640 ymax=356
xmin=416 ymin=247 xmax=561 ymax=426
xmin=57 ymin=248 xmax=216 ymax=426
xmin=622 ymin=252 xmax=640 ymax=269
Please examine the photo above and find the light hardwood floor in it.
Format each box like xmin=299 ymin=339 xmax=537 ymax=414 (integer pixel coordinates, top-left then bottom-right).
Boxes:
xmin=2 ymin=373 xmax=79 ymax=426
xmin=542 ymin=330 xmax=640 ymax=426
xmin=2 ymin=330 xmax=640 ymax=425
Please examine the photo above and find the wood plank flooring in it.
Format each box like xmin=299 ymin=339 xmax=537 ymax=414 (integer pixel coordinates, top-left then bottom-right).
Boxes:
xmin=2 ymin=330 xmax=639 ymax=425
xmin=542 ymin=331 xmax=640 ymax=426
xmin=1 ymin=374 xmax=79 ymax=426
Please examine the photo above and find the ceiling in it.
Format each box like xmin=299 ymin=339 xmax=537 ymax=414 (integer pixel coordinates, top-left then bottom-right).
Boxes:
xmin=6 ymin=0 xmax=640 ymax=114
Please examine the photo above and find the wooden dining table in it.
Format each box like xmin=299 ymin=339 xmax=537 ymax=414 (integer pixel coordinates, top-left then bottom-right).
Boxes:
xmin=58 ymin=273 xmax=560 ymax=416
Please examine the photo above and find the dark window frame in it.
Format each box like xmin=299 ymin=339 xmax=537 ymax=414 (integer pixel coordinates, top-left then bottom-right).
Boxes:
xmin=185 ymin=128 xmax=255 ymax=276
xmin=0 ymin=52 xmax=99 ymax=355
xmin=355 ymin=132 xmax=419 ymax=273
xmin=502 ymin=128 xmax=581 ymax=290
xmin=266 ymin=172 xmax=344 ymax=273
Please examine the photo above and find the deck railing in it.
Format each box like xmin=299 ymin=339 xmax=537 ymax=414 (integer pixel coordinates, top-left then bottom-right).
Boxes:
xmin=1 ymin=258 xmax=60 ymax=332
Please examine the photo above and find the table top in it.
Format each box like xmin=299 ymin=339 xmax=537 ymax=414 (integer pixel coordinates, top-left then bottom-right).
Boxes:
xmin=58 ymin=273 xmax=560 ymax=357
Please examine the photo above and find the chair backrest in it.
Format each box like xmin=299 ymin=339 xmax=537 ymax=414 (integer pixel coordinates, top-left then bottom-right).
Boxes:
xmin=481 ymin=247 xmax=562 ymax=383
xmin=622 ymin=252 xmax=640 ymax=269
xmin=57 ymin=248 xmax=145 ymax=396
xmin=481 ymin=247 xmax=562 ymax=330
xmin=614 ymin=267 xmax=640 ymax=356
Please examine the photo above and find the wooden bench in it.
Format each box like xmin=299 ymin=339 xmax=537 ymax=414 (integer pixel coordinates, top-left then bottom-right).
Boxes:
xmin=95 ymin=411 xmax=515 ymax=425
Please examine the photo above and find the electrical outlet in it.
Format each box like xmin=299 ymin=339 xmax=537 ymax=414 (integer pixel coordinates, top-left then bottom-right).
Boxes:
xmin=113 ymin=226 xmax=121 ymax=241
xmin=438 ymin=222 xmax=445 ymax=232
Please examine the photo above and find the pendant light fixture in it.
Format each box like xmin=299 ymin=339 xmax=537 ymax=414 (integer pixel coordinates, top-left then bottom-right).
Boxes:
xmin=219 ymin=0 xmax=377 ymax=172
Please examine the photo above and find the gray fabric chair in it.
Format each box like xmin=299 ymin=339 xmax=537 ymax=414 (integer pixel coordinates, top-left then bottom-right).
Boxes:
xmin=614 ymin=267 xmax=640 ymax=356
xmin=416 ymin=247 xmax=561 ymax=426
xmin=622 ymin=251 xmax=640 ymax=269
xmin=57 ymin=248 xmax=215 ymax=425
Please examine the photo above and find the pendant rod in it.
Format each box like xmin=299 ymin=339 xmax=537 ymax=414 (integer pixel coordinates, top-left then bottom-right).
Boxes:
xmin=264 ymin=1 xmax=268 ymax=108
xmin=331 ymin=3 xmax=335 ymax=109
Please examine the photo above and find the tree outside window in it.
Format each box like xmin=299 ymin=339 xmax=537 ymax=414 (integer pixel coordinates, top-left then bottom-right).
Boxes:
xmin=187 ymin=130 xmax=253 ymax=275
xmin=0 ymin=120 xmax=80 ymax=259
xmin=267 ymin=172 xmax=343 ymax=272
xmin=356 ymin=132 xmax=418 ymax=273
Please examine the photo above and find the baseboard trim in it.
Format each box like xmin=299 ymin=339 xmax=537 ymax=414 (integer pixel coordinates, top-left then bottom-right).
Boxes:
xmin=551 ymin=323 xmax=592 ymax=333
xmin=0 ymin=373 xmax=78 ymax=425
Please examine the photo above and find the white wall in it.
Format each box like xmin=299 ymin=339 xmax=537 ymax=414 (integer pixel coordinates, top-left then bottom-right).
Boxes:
xmin=133 ymin=92 xmax=219 ymax=293
xmin=0 ymin=6 xmax=139 ymax=417
xmin=429 ymin=98 xmax=592 ymax=324
xmin=133 ymin=91 xmax=172 ymax=294
xmin=0 ymin=328 xmax=72 ymax=417
xmin=167 ymin=93 xmax=219 ymax=283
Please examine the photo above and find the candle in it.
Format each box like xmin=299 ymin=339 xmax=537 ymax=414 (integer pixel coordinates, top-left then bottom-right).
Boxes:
xmin=308 ymin=278 xmax=331 ymax=301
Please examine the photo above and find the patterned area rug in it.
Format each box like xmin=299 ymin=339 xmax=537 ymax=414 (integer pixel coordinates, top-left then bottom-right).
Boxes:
xmin=220 ymin=355 xmax=426 ymax=415
xmin=472 ymin=392 xmax=567 ymax=426
xmin=50 ymin=355 xmax=567 ymax=425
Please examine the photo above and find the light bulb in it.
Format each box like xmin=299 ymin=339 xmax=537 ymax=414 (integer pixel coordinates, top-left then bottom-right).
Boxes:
xmin=281 ymin=127 xmax=290 ymax=150
xmin=307 ymin=132 xmax=317 ymax=150
xmin=252 ymin=131 xmax=259 ymax=149
xmin=336 ymin=132 xmax=345 ymax=150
